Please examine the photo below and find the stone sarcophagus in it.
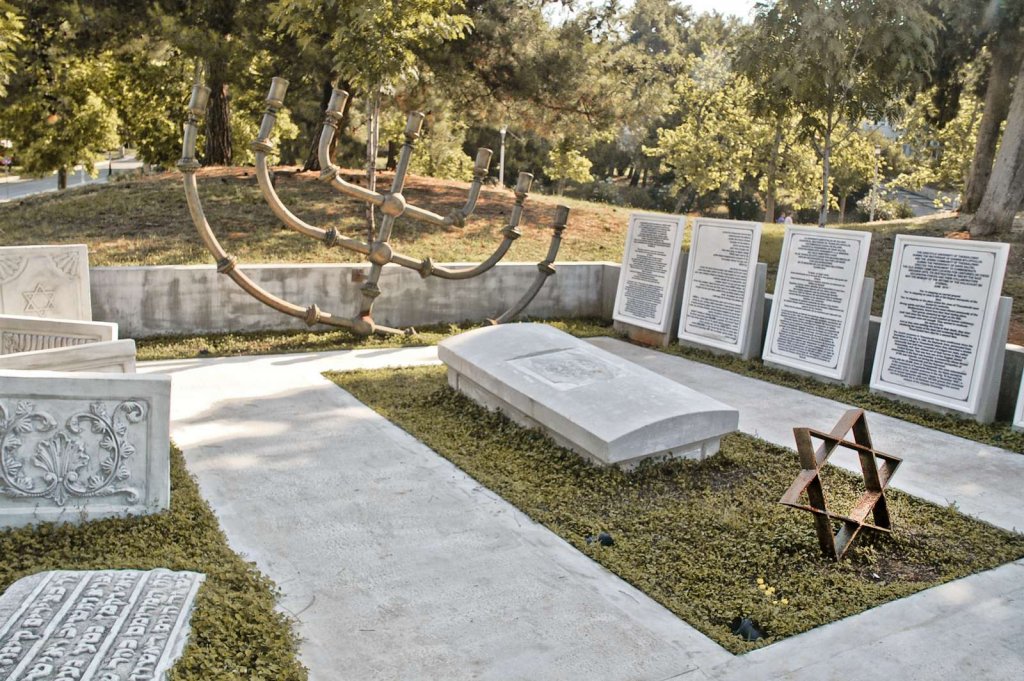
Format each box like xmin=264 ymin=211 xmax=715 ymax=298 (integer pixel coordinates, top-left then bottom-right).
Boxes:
xmin=439 ymin=324 xmax=739 ymax=468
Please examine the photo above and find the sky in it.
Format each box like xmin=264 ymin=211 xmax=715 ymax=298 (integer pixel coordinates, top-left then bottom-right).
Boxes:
xmin=547 ymin=1 xmax=759 ymax=25
xmin=683 ymin=0 xmax=758 ymax=20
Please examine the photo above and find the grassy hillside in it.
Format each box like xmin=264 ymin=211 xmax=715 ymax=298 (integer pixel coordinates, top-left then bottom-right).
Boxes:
xmin=1 ymin=166 xmax=1021 ymax=342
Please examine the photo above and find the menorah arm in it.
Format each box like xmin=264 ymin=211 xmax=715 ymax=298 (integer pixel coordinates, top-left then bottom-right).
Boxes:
xmin=178 ymin=85 xmax=403 ymax=337
xmin=316 ymin=99 xmax=386 ymax=208
xmin=492 ymin=205 xmax=569 ymax=324
xmin=251 ymin=110 xmax=369 ymax=254
xmin=427 ymin=171 xmax=535 ymax=279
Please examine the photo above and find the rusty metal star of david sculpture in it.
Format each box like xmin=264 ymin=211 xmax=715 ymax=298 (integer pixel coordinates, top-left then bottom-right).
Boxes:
xmin=779 ymin=409 xmax=902 ymax=560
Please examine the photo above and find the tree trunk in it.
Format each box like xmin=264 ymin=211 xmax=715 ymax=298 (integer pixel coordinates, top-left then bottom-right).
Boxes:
xmin=385 ymin=141 xmax=398 ymax=171
xmin=629 ymin=165 xmax=640 ymax=187
xmin=765 ymin=118 xmax=783 ymax=224
xmin=962 ymin=33 xmax=1021 ymax=213
xmin=818 ymin=125 xmax=833 ymax=227
xmin=365 ymin=87 xmax=382 ymax=243
xmin=205 ymin=60 xmax=232 ymax=165
xmin=970 ymin=52 xmax=1024 ymax=236
xmin=839 ymin=193 xmax=847 ymax=223
xmin=57 ymin=167 xmax=67 ymax=190
xmin=302 ymin=74 xmax=344 ymax=172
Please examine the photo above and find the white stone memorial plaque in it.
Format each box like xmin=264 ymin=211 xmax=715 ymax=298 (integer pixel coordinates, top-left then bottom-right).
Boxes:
xmin=763 ymin=227 xmax=871 ymax=381
xmin=439 ymin=323 xmax=738 ymax=468
xmin=870 ymin=236 xmax=1009 ymax=415
xmin=678 ymin=217 xmax=763 ymax=355
xmin=613 ymin=213 xmax=686 ymax=333
xmin=0 ymin=370 xmax=171 ymax=528
xmin=0 ymin=244 xmax=92 ymax=321
xmin=0 ymin=569 xmax=203 ymax=680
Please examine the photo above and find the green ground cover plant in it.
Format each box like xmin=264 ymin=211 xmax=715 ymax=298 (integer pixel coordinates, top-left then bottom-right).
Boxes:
xmin=0 ymin=446 xmax=307 ymax=680
xmin=329 ymin=365 xmax=1024 ymax=654
xmin=134 ymin=318 xmax=612 ymax=361
xmin=136 ymin=317 xmax=1022 ymax=453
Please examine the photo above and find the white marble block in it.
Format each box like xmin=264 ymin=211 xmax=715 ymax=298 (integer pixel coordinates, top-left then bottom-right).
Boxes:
xmin=0 ymin=370 xmax=171 ymax=528
xmin=612 ymin=213 xmax=687 ymax=344
xmin=0 ymin=569 xmax=204 ymax=680
xmin=0 ymin=313 xmax=117 ymax=355
xmin=0 ymin=244 xmax=92 ymax=321
xmin=762 ymin=227 xmax=873 ymax=385
xmin=870 ymin=235 xmax=1010 ymax=422
xmin=677 ymin=217 xmax=766 ymax=359
xmin=439 ymin=323 xmax=739 ymax=468
xmin=0 ymin=339 xmax=137 ymax=373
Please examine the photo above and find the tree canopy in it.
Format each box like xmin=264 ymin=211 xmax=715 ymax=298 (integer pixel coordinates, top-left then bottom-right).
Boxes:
xmin=1 ymin=0 xmax=1020 ymax=231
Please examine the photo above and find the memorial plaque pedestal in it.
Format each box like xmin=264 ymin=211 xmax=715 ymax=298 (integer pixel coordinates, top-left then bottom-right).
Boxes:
xmin=613 ymin=256 xmax=687 ymax=347
xmin=764 ymin=278 xmax=875 ymax=386
xmin=870 ymin=236 xmax=1011 ymax=424
xmin=677 ymin=263 xmax=768 ymax=360
xmin=612 ymin=213 xmax=687 ymax=347
xmin=762 ymin=227 xmax=873 ymax=387
xmin=872 ymin=296 xmax=1011 ymax=424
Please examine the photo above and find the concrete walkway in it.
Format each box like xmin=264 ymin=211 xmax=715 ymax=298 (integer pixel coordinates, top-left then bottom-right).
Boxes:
xmin=139 ymin=340 xmax=1024 ymax=680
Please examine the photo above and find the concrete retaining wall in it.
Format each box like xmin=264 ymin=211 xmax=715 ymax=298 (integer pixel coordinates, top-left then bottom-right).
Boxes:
xmin=89 ymin=260 xmax=1024 ymax=421
xmin=90 ymin=262 xmax=610 ymax=338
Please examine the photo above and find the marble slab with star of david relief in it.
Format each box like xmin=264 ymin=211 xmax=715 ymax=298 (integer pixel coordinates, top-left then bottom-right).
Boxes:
xmin=439 ymin=324 xmax=738 ymax=468
xmin=0 ymin=245 xmax=92 ymax=321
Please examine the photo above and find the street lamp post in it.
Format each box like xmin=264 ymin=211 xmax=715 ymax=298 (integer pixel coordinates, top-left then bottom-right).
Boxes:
xmin=869 ymin=146 xmax=881 ymax=222
xmin=499 ymin=126 xmax=507 ymax=187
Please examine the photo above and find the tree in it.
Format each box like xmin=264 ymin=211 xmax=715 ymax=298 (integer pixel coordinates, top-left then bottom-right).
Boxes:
xmin=969 ymin=50 xmax=1024 ymax=235
xmin=896 ymin=83 xmax=981 ymax=195
xmin=962 ymin=25 xmax=1024 ymax=213
xmin=749 ymin=0 xmax=938 ymax=226
xmin=0 ymin=2 xmax=21 ymax=97
xmin=829 ymin=126 xmax=879 ymax=222
xmin=1 ymin=54 xmax=118 ymax=187
xmin=648 ymin=49 xmax=760 ymax=212
xmin=109 ymin=41 xmax=193 ymax=167
xmin=544 ymin=141 xmax=593 ymax=194
xmin=0 ymin=5 xmax=119 ymax=188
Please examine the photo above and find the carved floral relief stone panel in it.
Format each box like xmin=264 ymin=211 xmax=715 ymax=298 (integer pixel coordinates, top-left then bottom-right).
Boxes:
xmin=0 ymin=245 xmax=92 ymax=321
xmin=0 ymin=371 xmax=170 ymax=528
xmin=0 ymin=569 xmax=204 ymax=680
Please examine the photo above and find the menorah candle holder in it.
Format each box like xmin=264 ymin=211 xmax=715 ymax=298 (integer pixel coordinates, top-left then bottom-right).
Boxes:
xmin=177 ymin=78 xmax=570 ymax=336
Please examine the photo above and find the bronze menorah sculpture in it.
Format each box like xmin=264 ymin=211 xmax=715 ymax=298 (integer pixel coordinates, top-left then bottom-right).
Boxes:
xmin=177 ymin=78 xmax=570 ymax=336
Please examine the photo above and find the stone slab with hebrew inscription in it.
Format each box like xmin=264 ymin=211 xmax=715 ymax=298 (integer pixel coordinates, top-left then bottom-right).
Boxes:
xmin=0 ymin=245 xmax=92 ymax=321
xmin=871 ymin=235 xmax=1010 ymax=416
xmin=0 ymin=370 xmax=171 ymax=529
xmin=439 ymin=323 xmax=738 ymax=468
xmin=762 ymin=227 xmax=872 ymax=382
xmin=0 ymin=569 xmax=204 ymax=680
xmin=613 ymin=213 xmax=687 ymax=333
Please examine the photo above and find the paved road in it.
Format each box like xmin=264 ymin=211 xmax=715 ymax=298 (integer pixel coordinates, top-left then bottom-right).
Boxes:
xmin=0 ymin=154 xmax=144 ymax=203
